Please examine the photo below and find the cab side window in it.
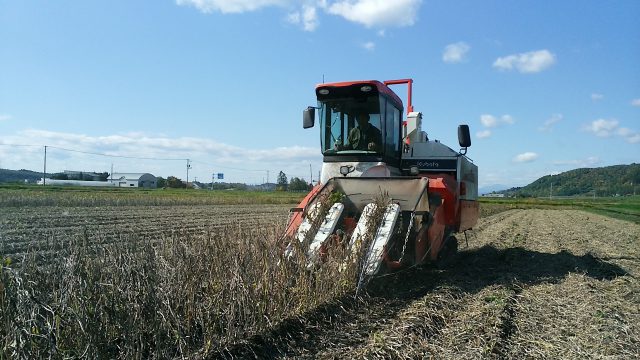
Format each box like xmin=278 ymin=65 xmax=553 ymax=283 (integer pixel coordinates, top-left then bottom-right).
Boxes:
xmin=385 ymin=100 xmax=401 ymax=157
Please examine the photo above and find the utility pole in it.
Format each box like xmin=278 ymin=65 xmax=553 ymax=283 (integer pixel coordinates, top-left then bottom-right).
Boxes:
xmin=186 ymin=159 xmax=191 ymax=187
xmin=266 ymin=170 xmax=270 ymax=184
xmin=43 ymin=145 xmax=47 ymax=186
xmin=550 ymin=181 xmax=553 ymax=199
xmin=309 ymin=164 xmax=313 ymax=185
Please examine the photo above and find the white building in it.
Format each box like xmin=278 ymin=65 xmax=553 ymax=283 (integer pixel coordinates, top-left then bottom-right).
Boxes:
xmin=38 ymin=178 xmax=116 ymax=187
xmin=109 ymin=173 xmax=157 ymax=188
xmin=481 ymin=193 xmax=505 ymax=198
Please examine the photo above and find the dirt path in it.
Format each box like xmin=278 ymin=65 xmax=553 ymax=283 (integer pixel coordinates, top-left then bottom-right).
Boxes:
xmin=214 ymin=209 xmax=640 ymax=359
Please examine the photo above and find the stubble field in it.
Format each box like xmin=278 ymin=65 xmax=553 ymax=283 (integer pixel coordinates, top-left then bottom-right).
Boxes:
xmin=221 ymin=208 xmax=640 ymax=359
xmin=1 ymin=188 xmax=638 ymax=359
xmin=0 ymin=204 xmax=289 ymax=260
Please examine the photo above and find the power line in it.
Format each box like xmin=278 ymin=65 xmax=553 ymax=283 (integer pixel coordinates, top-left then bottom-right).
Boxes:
xmin=0 ymin=143 xmax=42 ymax=147
xmin=46 ymin=145 xmax=187 ymax=161
xmin=189 ymin=159 xmax=267 ymax=172
xmin=2 ymin=142 xmax=315 ymax=180
xmin=1 ymin=142 xmax=186 ymax=161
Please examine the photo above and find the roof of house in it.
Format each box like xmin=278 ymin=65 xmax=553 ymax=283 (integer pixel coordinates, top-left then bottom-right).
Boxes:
xmin=110 ymin=173 xmax=156 ymax=181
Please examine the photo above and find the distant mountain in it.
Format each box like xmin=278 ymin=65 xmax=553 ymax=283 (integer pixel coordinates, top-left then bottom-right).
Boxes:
xmin=0 ymin=169 xmax=42 ymax=183
xmin=501 ymin=163 xmax=640 ymax=197
xmin=479 ymin=184 xmax=509 ymax=195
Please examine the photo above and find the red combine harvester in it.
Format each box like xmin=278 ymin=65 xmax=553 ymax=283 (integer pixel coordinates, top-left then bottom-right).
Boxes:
xmin=285 ymin=79 xmax=479 ymax=282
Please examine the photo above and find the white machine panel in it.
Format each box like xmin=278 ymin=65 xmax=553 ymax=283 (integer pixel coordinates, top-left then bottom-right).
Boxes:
xmin=363 ymin=203 xmax=400 ymax=276
xmin=348 ymin=203 xmax=377 ymax=251
xmin=307 ymin=202 xmax=344 ymax=265
xmin=285 ymin=202 xmax=322 ymax=259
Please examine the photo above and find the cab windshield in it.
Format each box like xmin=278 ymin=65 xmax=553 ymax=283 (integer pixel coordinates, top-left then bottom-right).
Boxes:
xmin=320 ymin=95 xmax=383 ymax=155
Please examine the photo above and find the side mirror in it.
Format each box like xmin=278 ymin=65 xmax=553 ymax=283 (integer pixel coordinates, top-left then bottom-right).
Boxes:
xmin=303 ymin=107 xmax=315 ymax=129
xmin=458 ymin=124 xmax=471 ymax=148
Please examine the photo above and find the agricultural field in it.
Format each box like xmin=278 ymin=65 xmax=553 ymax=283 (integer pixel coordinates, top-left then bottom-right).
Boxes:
xmin=0 ymin=203 xmax=291 ymax=261
xmin=1 ymin=188 xmax=639 ymax=358
xmin=222 ymin=207 xmax=640 ymax=359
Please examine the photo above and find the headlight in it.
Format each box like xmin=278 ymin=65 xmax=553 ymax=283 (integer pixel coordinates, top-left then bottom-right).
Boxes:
xmin=340 ymin=165 xmax=353 ymax=176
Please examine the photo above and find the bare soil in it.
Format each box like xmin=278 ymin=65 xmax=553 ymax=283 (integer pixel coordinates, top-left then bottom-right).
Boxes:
xmin=213 ymin=209 xmax=640 ymax=359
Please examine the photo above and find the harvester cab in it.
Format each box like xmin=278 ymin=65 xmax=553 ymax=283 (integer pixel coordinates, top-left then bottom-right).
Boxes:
xmin=287 ymin=79 xmax=479 ymax=284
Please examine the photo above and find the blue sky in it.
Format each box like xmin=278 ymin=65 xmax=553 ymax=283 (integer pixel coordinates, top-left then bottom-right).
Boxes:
xmin=0 ymin=0 xmax=638 ymax=187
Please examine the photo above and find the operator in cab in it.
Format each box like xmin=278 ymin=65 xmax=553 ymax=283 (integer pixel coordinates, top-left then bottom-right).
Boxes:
xmin=348 ymin=113 xmax=382 ymax=151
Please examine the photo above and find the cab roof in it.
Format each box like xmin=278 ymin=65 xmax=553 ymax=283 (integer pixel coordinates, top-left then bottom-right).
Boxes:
xmin=315 ymin=80 xmax=404 ymax=110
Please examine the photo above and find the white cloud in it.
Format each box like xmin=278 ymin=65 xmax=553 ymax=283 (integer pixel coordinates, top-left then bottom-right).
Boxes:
xmin=178 ymin=0 xmax=424 ymax=30
xmin=539 ymin=113 xmax=563 ymax=132
xmin=362 ymin=41 xmax=375 ymax=51
xmin=302 ymin=6 xmax=319 ymax=31
xmin=442 ymin=42 xmax=470 ymax=63
xmin=583 ymin=118 xmax=640 ymax=144
xmin=324 ymin=0 xmax=422 ymax=28
xmin=553 ymin=156 xmax=600 ymax=167
xmin=176 ymin=0 xmax=287 ymax=14
xmin=501 ymin=114 xmax=514 ymax=124
xmin=286 ymin=11 xmax=300 ymax=24
xmin=15 ymin=129 xmax=318 ymax=161
xmin=631 ymin=98 xmax=640 ymax=107
xmin=591 ymin=93 xmax=604 ymax=101
xmin=584 ymin=118 xmax=619 ymax=137
xmin=627 ymin=134 xmax=640 ymax=144
xmin=0 ymin=129 xmax=320 ymax=183
xmin=287 ymin=5 xmax=319 ymax=31
xmin=476 ymin=130 xmax=491 ymax=139
xmin=493 ymin=49 xmax=556 ymax=73
xmin=480 ymin=114 xmax=514 ymax=128
xmin=581 ymin=156 xmax=601 ymax=166
xmin=0 ymin=114 xmax=11 ymax=122
xmin=480 ymin=114 xmax=497 ymax=127
xmin=617 ymin=128 xmax=640 ymax=144
xmin=617 ymin=127 xmax=633 ymax=137
xmin=513 ymin=152 xmax=539 ymax=163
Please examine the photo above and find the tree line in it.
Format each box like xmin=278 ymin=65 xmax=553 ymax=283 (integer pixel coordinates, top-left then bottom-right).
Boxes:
xmin=502 ymin=163 xmax=640 ymax=197
xmin=155 ymin=171 xmax=312 ymax=191
xmin=276 ymin=171 xmax=313 ymax=191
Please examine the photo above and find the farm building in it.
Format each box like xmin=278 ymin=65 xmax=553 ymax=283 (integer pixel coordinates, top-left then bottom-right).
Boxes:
xmin=481 ymin=193 xmax=505 ymax=198
xmin=62 ymin=170 xmax=105 ymax=181
xmin=109 ymin=173 xmax=157 ymax=188
xmin=38 ymin=173 xmax=158 ymax=188
xmin=38 ymin=178 xmax=117 ymax=187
